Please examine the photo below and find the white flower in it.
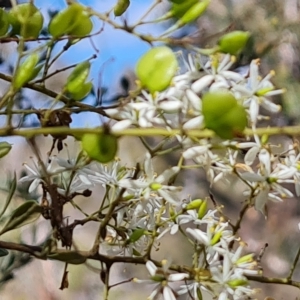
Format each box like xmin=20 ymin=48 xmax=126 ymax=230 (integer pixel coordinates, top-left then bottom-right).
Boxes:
xmin=134 ymin=260 xmax=189 ymax=300
xmin=88 ymin=159 xmax=131 ymax=188
xmin=19 ymin=158 xmax=56 ymax=193
xmin=233 ymin=59 xmax=283 ymax=124
xmin=278 ymin=145 xmax=300 ymax=196
xmin=239 ymin=149 xmax=295 ymax=213
xmin=119 ymin=154 xmax=182 ymax=205
xmin=191 ymin=54 xmax=243 ymax=94
xmin=186 ymin=221 xmax=234 ymax=258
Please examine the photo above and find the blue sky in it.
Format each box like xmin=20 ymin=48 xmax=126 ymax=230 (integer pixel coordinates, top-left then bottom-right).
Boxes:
xmin=34 ymin=0 xmax=163 ymax=101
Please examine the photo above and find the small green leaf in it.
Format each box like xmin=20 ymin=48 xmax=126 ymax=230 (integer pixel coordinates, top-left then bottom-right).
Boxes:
xmin=218 ymin=31 xmax=251 ymax=55
xmin=0 ymin=173 xmax=16 ymax=219
xmin=14 ymin=53 xmax=39 ymax=89
xmin=128 ymin=228 xmax=145 ymax=243
xmin=114 ymin=0 xmax=130 ymax=17
xmin=0 ymin=141 xmax=12 ymax=159
xmin=136 ymin=46 xmax=178 ymax=93
xmin=0 ymin=200 xmax=42 ymax=235
xmin=48 ymin=251 xmax=86 ymax=264
xmin=0 ymin=248 xmax=9 ymax=257
xmin=202 ymin=91 xmax=247 ymax=139
xmin=81 ymin=132 xmax=118 ymax=163
xmin=132 ymin=247 xmax=142 ymax=256
xmin=66 ymin=61 xmax=91 ymax=94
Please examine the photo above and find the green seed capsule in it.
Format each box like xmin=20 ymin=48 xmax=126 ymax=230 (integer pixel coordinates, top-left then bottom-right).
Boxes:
xmin=70 ymin=82 xmax=93 ymax=101
xmin=198 ymin=199 xmax=207 ymax=219
xmin=0 ymin=9 xmax=10 ymax=37
xmin=169 ymin=0 xmax=185 ymax=3
xmin=114 ymin=0 xmax=130 ymax=17
xmin=136 ymin=46 xmax=178 ymax=93
xmin=210 ymin=231 xmax=222 ymax=245
xmin=81 ymin=131 xmax=118 ymax=163
xmin=218 ymin=31 xmax=250 ymax=55
xmin=171 ymin=0 xmax=198 ymax=18
xmin=186 ymin=199 xmax=203 ymax=210
xmin=227 ymin=279 xmax=248 ymax=287
xmin=179 ymin=0 xmax=210 ymax=25
xmin=14 ymin=53 xmax=39 ymax=89
xmin=8 ymin=3 xmax=43 ymax=38
xmin=66 ymin=61 xmax=91 ymax=94
xmin=202 ymin=91 xmax=247 ymax=139
xmin=49 ymin=3 xmax=92 ymax=37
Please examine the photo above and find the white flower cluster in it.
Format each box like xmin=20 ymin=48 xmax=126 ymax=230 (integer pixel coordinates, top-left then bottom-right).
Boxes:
xmin=19 ymin=53 xmax=296 ymax=299
xmin=106 ymin=54 xmax=283 ymax=132
xmin=103 ymin=53 xmax=298 ymax=214
xmin=134 ymin=198 xmax=260 ymax=300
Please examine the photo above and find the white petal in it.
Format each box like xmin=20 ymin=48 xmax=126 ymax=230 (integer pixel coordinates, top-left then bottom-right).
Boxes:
xmin=118 ymin=179 xmax=148 ymax=189
xmin=146 ymin=261 xmax=157 ymax=277
xmin=186 ymin=228 xmax=208 ymax=245
xmin=183 ymin=146 xmax=209 ymax=159
xmin=191 ymin=75 xmax=214 ymax=94
xmin=168 ymin=273 xmax=188 ymax=281
xmin=244 ymin=146 xmax=259 ymax=165
xmin=239 ymin=172 xmax=265 ymax=182
xmin=255 ymin=187 xmax=269 ymax=213
xmin=163 ymin=286 xmax=176 ymax=300
xmin=186 ymin=89 xmax=200 ymax=110
xmin=158 ymin=189 xmax=178 ymax=205
xmin=111 ymin=120 xmax=132 ymax=132
xmin=156 ymin=167 xmax=179 ymax=183
xmin=29 ymin=178 xmax=41 ymax=193
xmin=158 ymin=100 xmax=182 ymax=112
xmin=170 ymin=224 xmax=179 ymax=235
xmin=183 ymin=116 xmax=204 ymax=130
xmin=258 ymin=149 xmax=271 ymax=175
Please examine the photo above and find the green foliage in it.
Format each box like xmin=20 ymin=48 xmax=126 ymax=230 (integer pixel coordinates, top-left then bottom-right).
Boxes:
xmin=0 ymin=201 xmax=42 ymax=235
xmin=128 ymin=228 xmax=145 ymax=243
xmin=0 ymin=173 xmax=16 ymax=219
